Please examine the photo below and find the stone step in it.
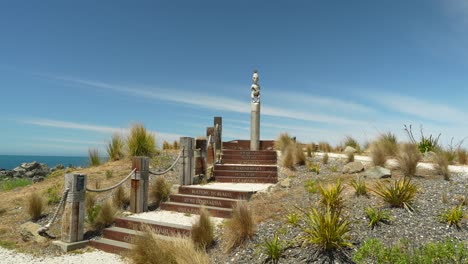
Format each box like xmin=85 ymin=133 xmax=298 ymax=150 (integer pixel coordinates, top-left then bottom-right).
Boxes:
xmin=114 ymin=217 xmax=191 ymax=237
xmin=89 ymin=238 xmax=132 ymax=255
xmin=103 ymin=226 xmax=176 ymax=244
xmin=222 ymin=150 xmax=277 ymax=156
xmin=215 ymin=176 xmax=278 ymax=184
xmin=221 ymin=159 xmax=277 ymax=165
xmin=222 ymin=154 xmax=277 ymax=161
xmin=178 ymin=186 xmax=253 ymax=200
xmin=214 ymin=164 xmax=277 ymax=172
xmin=169 ymin=194 xmax=239 ymax=208
xmin=160 ymin=202 xmax=233 ymax=218
xmin=222 ymin=140 xmax=275 ymax=150
xmin=212 ymin=170 xmax=277 ymax=178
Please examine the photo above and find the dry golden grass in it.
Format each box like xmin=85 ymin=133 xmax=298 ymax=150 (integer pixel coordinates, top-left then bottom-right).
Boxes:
xmin=191 ymin=207 xmax=214 ymax=250
xmin=274 ymin=132 xmax=294 ymax=152
xmin=282 ymin=145 xmax=295 ymax=169
xmin=397 ymin=143 xmax=421 ymax=177
xmin=27 ymin=192 xmax=43 ymax=222
xmin=318 ymin=141 xmax=332 ymax=153
xmin=151 ymin=176 xmax=171 ymax=207
xmin=457 ymin=149 xmax=467 ymax=165
xmin=93 ymin=201 xmax=117 ymax=230
xmin=433 ymin=151 xmax=450 ymax=181
xmin=370 ymin=142 xmax=387 ymax=166
xmin=295 ymin=144 xmax=306 ymax=165
xmin=129 ymin=226 xmax=210 ymax=264
xmin=113 ymin=185 xmax=130 ymax=209
xmin=222 ymin=202 xmax=256 ymax=253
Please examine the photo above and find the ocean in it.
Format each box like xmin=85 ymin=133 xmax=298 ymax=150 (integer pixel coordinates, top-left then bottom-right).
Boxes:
xmin=0 ymin=155 xmax=90 ymax=170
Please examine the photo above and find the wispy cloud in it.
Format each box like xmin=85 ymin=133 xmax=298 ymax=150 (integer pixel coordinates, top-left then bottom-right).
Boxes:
xmin=35 ymin=138 xmax=105 ymax=146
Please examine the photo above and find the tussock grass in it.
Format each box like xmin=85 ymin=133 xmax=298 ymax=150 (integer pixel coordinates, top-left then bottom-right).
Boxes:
xmin=318 ymin=142 xmax=332 ymax=153
xmin=113 ymin=186 xmax=129 ymax=209
xmin=127 ymin=123 xmax=157 ymax=157
xmin=347 ymin=152 xmax=355 ymax=163
xmin=222 ymin=202 xmax=255 ymax=252
xmin=397 ymin=143 xmax=421 ymax=177
xmin=306 ymin=144 xmax=315 ymax=157
xmin=318 ymin=180 xmax=344 ymax=211
xmin=287 ymin=212 xmax=299 ymax=226
xmin=322 ymin=153 xmax=329 ymax=164
xmin=457 ymin=149 xmax=467 ymax=165
xmin=439 ymin=205 xmax=464 ymax=229
xmin=295 ymin=144 xmax=306 ymax=165
xmin=350 ymin=176 xmax=367 ymax=196
xmin=371 ymin=132 xmax=399 ymax=166
xmin=88 ymin=148 xmax=101 ymax=167
xmin=107 ymin=133 xmax=125 ymax=161
xmin=344 ymin=136 xmax=360 ymax=152
xmin=173 ymin=140 xmax=179 ymax=150
xmin=274 ymin=132 xmax=294 ymax=152
xmin=365 ymin=207 xmax=392 ymax=229
xmin=151 ymin=176 xmax=171 ymax=207
xmin=282 ymin=145 xmax=295 ymax=169
xmin=373 ymin=178 xmax=418 ymax=210
xmin=93 ymin=201 xmax=116 ymax=230
xmin=433 ymin=151 xmax=450 ymax=181
xmin=299 ymin=207 xmax=351 ymax=251
xmin=130 ymin=226 xmax=210 ymax=264
xmin=162 ymin=140 xmax=171 ymax=150
xmin=370 ymin=142 xmax=387 ymax=167
xmin=27 ymin=192 xmax=43 ymax=222
xmin=191 ymin=207 xmax=214 ymax=250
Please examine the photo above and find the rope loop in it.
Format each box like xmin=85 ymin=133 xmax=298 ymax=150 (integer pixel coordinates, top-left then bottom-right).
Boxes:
xmin=86 ymin=168 xmax=136 ymax=193
xmin=149 ymin=148 xmax=184 ymax=176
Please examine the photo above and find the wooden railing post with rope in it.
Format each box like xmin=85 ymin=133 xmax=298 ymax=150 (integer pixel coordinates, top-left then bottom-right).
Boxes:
xmin=131 ymin=157 xmax=150 ymax=213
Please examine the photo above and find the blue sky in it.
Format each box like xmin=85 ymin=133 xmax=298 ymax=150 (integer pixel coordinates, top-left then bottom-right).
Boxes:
xmin=1 ymin=0 xmax=468 ymax=156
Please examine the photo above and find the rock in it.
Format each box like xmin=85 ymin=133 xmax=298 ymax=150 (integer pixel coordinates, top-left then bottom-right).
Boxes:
xmin=363 ymin=166 xmax=391 ymax=179
xmin=344 ymin=146 xmax=357 ymax=154
xmin=342 ymin=161 xmax=364 ymax=174
xmin=19 ymin=222 xmax=48 ymax=243
xmin=8 ymin=162 xmax=49 ymax=178
xmin=21 ymin=161 xmax=41 ymax=171
xmin=32 ymin=176 xmax=45 ymax=183
xmin=280 ymin=178 xmax=291 ymax=188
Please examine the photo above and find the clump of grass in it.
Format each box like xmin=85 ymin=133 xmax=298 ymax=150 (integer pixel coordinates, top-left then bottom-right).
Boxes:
xmin=404 ymin=124 xmax=440 ymax=153
xmin=373 ymin=178 xmax=418 ymax=211
xmin=304 ymin=179 xmax=317 ymax=194
xmin=105 ymin=170 xmax=113 ymax=179
xmin=397 ymin=143 xmax=421 ymax=177
xmin=306 ymin=161 xmax=320 ymax=174
xmin=287 ymin=212 xmax=299 ymax=225
xmin=457 ymin=148 xmax=468 ymax=165
xmin=127 ymin=123 xmax=157 ymax=157
xmin=299 ymin=207 xmax=351 ymax=251
xmin=173 ymin=140 xmax=179 ymax=150
xmin=88 ymin=148 xmax=101 ymax=167
xmin=439 ymin=205 xmax=464 ymax=229
xmin=222 ymin=202 xmax=255 ymax=253
xmin=130 ymin=226 xmax=210 ymax=264
xmin=28 ymin=192 xmax=43 ymax=222
xmin=0 ymin=178 xmax=32 ymax=191
xmin=295 ymin=144 xmax=306 ymax=165
xmin=113 ymin=186 xmax=129 ymax=209
xmin=107 ymin=133 xmax=125 ymax=161
xmin=262 ymin=232 xmax=285 ymax=264
xmin=93 ymin=201 xmax=116 ymax=230
xmin=344 ymin=136 xmax=360 ymax=153
xmin=347 ymin=152 xmax=355 ymax=163
xmin=86 ymin=193 xmax=99 ymax=225
xmin=191 ymin=207 xmax=214 ymax=250
xmin=365 ymin=207 xmax=392 ymax=229
xmin=162 ymin=140 xmax=171 ymax=150
xmin=46 ymin=184 xmax=61 ymax=205
xmin=378 ymin=132 xmax=398 ymax=156
xmin=318 ymin=141 xmax=332 ymax=153
xmin=282 ymin=145 xmax=295 ymax=169
xmin=0 ymin=240 xmax=16 ymax=249
xmin=318 ymin=180 xmax=344 ymax=211
xmin=370 ymin=142 xmax=387 ymax=166
xmin=433 ymin=151 xmax=450 ymax=181
xmin=151 ymin=176 xmax=171 ymax=207
xmin=322 ymin=153 xmax=329 ymax=164
xmin=274 ymin=132 xmax=294 ymax=152
xmin=350 ymin=176 xmax=367 ymax=196
xmin=306 ymin=144 xmax=314 ymax=157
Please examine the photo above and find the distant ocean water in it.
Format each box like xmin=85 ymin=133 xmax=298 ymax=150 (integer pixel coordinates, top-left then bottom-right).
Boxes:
xmin=0 ymin=155 xmax=89 ymax=170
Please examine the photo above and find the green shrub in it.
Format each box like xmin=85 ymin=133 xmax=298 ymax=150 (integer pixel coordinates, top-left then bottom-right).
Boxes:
xmin=151 ymin=177 xmax=171 ymax=207
xmin=304 ymin=179 xmax=317 ymax=194
xmin=105 ymin=170 xmax=113 ymax=179
xmin=306 ymin=161 xmax=320 ymax=174
xmin=27 ymin=192 xmax=43 ymax=222
xmin=365 ymin=207 xmax=392 ymax=229
xmin=127 ymin=123 xmax=157 ymax=157
xmin=222 ymin=202 xmax=255 ymax=252
xmin=404 ymin=124 xmax=440 ymax=153
xmin=350 ymin=176 xmax=367 ymax=196
xmin=373 ymin=178 xmax=418 ymax=211
xmin=191 ymin=207 xmax=214 ymax=250
xmin=322 ymin=153 xmax=329 ymax=164
xmin=93 ymin=201 xmax=116 ymax=230
xmin=318 ymin=180 xmax=344 ymax=211
xmin=46 ymin=185 xmax=61 ymax=205
xmin=299 ymin=207 xmax=351 ymax=251
xmin=439 ymin=204 xmax=464 ymax=229
xmin=433 ymin=151 xmax=450 ymax=181
xmin=88 ymin=148 xmax=101 ymax=167
xmin=0 ymin=178 xmax=32 ymax=191
xmin=274 ymin=132 xmax=294 ymax=152
xmin=397 ymin=143 xmax=421 ymax=177
xmin=107 ymin=133 xmax=125 ymax=161
xmin=262 ymin=233 xmax=285 ymax=264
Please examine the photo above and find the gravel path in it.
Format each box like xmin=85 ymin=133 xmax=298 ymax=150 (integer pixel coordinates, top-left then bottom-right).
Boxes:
xmin=0 ymin=247 xmax=125 ymax=264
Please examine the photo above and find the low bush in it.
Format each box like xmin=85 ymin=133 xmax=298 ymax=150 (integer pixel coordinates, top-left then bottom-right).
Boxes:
xmin=404 ymin=124 xmax=440 ymax=153
xmin=27 ymin=192 xmax=43 ymax=222
xmin=365 ymin=207 xmax=392 ymax=229
xmin=439 ymin=204 xmax=464 ymax=229
xmin=318 ymin=142 xmax=332 ymax=153
xmin=107 ymin=133 xmax=125 ymax=161
xmin=304 ymin=179 xmax=317 ymax=194
xmin=191 ymin=207 xmax=214 ymax=250
xmin=299 ymin=207 xmax=351 ymax=251
xmin=262 ymin=232 xmax=285 ymax=264
xmin=127 ymin=123 xmax=157 ymax=157
xmin=397 ymin=143 xmax=421 ymax=177
xmin=350 ymin=176 xmax=367 ymax=196
xmin=373 ymin=178 xmax=418 ymax=211
xmin=105 ymin=170 xmax=113 ymax=179
xmin=88 ymin=148 xmax=101 ymax=167
xmin=46 ymin=184 xmax=61 ymax=205
xmin=318 ymin=180 xmax=344 ymax=211
xmin=93 ymin=201 xmax=116 ymax=230
xmin=151 ymin=177 xmax=171 ymax=207
xmin=113 ymin=186 xmax=130 ymax=209
xmin=322 ymin=153 xmax=329 ymax=164
xmin=306 ymin=161 xmax=320 ymax=174
xmin=433 ymin=151 xmax=450 ymax=181
xmin=287 ymin=212 xmax=299 ymax=225
xmin=222 ymin=202 xmax=255 ymax=252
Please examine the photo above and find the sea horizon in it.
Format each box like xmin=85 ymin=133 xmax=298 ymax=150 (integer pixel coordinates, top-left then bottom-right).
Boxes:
xmin=0 ymin=154 xmax=91 ymax=170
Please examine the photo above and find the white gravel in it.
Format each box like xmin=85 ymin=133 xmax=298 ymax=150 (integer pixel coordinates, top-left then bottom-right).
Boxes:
xmin=0 ymin=247 xmax=126 ymax=264
xmin=183 ymin=182 xmax=274 ymax=192
xmin=128 ymin=210 xmax=224 ymax=227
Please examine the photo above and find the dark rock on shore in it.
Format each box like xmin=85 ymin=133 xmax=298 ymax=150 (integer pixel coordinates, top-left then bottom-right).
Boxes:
xmin=0 ymin=161 xmax=50 ymax=180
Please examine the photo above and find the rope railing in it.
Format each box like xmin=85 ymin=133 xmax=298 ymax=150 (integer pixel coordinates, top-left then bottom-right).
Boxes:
xmin=37 ymin=187 xmax=70 ymax=235
xmin=86 ymin=168 xmax=136 ymax=193
xmin=149 ymin=148 xmax=184 ymax=176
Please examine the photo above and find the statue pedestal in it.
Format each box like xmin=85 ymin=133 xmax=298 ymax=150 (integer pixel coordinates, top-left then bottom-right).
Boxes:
xmin=250 ymin=102 xmax=260 ymax=150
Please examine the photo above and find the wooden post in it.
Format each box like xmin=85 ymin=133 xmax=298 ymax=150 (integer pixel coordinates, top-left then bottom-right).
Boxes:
xmin=206 ymin=127 xmax=215 ymax=164
xmin=195 ymin=139 xmax=207 ymax=175
xmin=214 ymin=117 xmax=222 ymax=151
xmin=131 ymin=157 xmax=149 ymax=213
xmin=180 ymin=137 xmax=195 ymax=185
xmin=62 ymin=174 xmax=86 ymax=243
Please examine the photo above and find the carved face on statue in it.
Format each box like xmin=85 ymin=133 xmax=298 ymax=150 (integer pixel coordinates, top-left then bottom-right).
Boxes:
xmin=252 ymin=72 xmax=259 ymax=84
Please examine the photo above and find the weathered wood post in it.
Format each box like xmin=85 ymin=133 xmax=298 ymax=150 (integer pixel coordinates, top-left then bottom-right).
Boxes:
xmin=180 ymin=137 xmax=195 ymax=185
xmin=206 ymin=127 xmax=215 ymax=164
xmin=214 ymin=116 xmax=222 ymax=151
xmin=62 ymin=174 xmax=86 ymax=243
xmin=130 ymin=157 xmax=150 ymax=213
xmin=195 ymin=139 xmax=207 ymax=176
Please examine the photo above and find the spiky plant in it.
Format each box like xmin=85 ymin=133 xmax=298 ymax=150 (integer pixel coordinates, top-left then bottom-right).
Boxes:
xmin=365 ymin=207 xmax=392 ymax=229
xmin=127 ymin=123 xmax=157 ymax=157
xmin=263 ymin=232 xmax=285 ymax=264
xmin=107 ymin=133 xmax=125 ymax=161
xmin=373 ymin=178 xmax=418 ymax=211
xmin=439 ymin=205 xmax=464 ymax=229
xmin=88 ymin=148 xmax=101 ymax=167
xmin=350 ymin=176 xmax=367 ymax=196
xmin=318 ymin=180 xmax=344 ymax=211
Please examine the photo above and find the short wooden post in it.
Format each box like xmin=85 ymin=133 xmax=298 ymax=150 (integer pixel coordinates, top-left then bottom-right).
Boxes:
xmin=206 ymin=127 xmax=215 ymax=164
xmin=195 ymin=139 xmax=207 ymax=175
xmin=62 ymin=174 xmax=86 ymax=243
xmin=131 ymin=157 xmax=149 ymax=213
xmin=180 ymin=137 xmax=195 ymax=185
xmin=214 ymin=117 xmax=222 ymax=151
